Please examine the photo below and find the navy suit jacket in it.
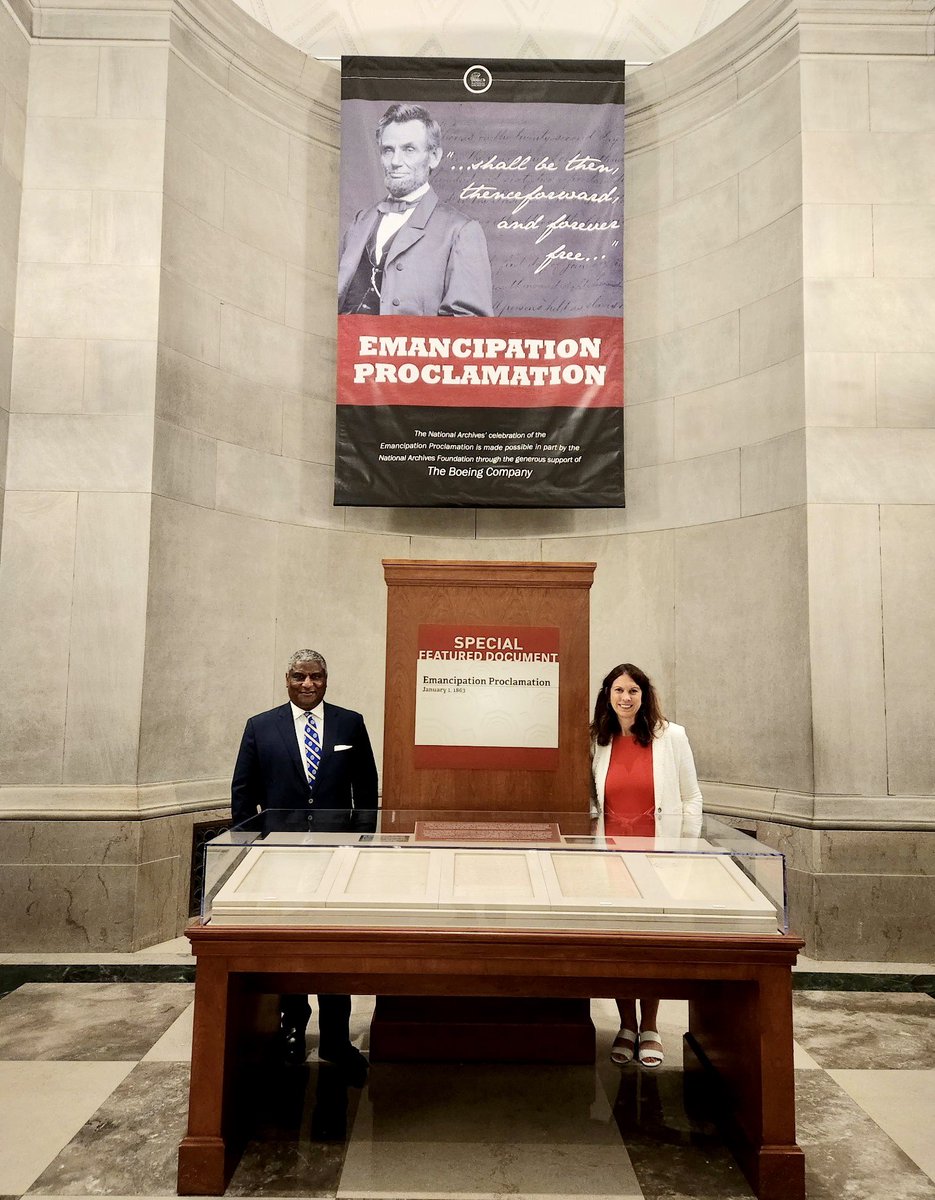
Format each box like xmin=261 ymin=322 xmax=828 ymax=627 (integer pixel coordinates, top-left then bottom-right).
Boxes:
xmin=231 ymin=700 xmax=378 ymax=833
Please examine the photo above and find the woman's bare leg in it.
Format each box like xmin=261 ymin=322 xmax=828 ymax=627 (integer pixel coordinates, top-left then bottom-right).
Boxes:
xmin=637 ymin=997 xmax=659 ymax=1033
xmin=615 ymin=998 xmax=638 ymax=1029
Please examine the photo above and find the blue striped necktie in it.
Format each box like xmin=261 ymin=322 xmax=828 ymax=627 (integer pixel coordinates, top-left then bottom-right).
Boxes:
xmin=303 ymin=711 xmax=321 ymax=786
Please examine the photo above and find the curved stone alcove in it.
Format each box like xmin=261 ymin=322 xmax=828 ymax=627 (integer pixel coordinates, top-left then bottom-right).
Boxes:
xmin=0 ymin=0 xmax=932 ymax=955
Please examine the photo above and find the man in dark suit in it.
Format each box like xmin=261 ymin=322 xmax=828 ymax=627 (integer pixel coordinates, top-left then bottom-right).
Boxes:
xmin=231 ymin=649 xmax=378 ymax=1072
xmin=338 ymin=102 xmax=493 ymax=316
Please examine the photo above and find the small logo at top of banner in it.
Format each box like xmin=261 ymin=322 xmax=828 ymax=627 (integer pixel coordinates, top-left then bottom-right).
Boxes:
xmin=463 ymin=64 xmax=492 ymax=94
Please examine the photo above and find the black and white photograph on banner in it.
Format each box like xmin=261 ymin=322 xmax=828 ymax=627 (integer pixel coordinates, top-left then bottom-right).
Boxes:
xmin=334 ymin=57 xmax=626 ymax=509
xmin=337 ymin=102 xmax=494 ymax=318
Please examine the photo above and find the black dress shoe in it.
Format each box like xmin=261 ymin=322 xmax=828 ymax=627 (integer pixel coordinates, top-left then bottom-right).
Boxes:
xmin=280 ymin=1024 xmax=307 ymax=1066
xmin=318 ymin=1042 xmax=368 ymax=1086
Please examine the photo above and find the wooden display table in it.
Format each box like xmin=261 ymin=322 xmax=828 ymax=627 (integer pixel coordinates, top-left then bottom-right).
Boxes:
xmin=177 ymin=921 xmax=805 ymax=1200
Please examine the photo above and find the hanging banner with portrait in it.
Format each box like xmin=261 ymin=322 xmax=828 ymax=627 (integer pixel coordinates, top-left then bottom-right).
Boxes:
xmin=334 ymin=57 xmax=625 ymax=509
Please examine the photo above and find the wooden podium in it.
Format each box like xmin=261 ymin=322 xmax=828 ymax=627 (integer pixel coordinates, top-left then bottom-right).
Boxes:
xmin=380 ymin=559 xmax=595 ymax=823
xmin=372 ymin=559 xmax=597 ymax=1061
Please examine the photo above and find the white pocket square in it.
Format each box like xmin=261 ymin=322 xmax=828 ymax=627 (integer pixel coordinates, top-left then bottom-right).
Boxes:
xmin=334 ymin=744 xmax=352 ymax=751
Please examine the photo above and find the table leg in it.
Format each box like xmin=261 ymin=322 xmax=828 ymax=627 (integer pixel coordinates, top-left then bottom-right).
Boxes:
xmin=177 ymin=960 xmax=232 ymax=1195
xmin=754 ymin=966 xmax=806 ymax=1200
xmin=686 ymin=972 xmax=804 ymax=1200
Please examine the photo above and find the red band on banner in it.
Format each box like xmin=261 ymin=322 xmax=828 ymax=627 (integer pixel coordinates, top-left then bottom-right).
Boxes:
xmin=338 ymin=314 xmax=623 ymax=409
xmin=413 ymin=745 xmax=560 ymax=770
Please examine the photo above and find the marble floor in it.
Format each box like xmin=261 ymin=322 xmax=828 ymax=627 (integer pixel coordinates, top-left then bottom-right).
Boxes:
xmin=1 ymin=945 xmax=934 ymax=1200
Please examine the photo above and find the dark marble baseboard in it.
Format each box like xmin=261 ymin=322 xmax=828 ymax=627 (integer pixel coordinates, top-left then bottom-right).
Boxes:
xmin=0 ymin=963 xmax=195 ymax=999
xmin=793 ymin=972 xmax=935 ymax=997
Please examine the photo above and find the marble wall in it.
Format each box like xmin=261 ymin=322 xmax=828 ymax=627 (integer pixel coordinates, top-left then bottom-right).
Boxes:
xmin=3 ymin=36 xmax=164 ymax=792
xmin=793 ymin=43 xmax=935 ymax=957
xmin=0 ymin=812 xmax=199 ymax=952
xmin=0 ymin=0 xmax=27 ymax=542
xmin=802 ymin=52 xmax=935 ymax=804
xmin=0 ymin=0 xmax=932 ymax=957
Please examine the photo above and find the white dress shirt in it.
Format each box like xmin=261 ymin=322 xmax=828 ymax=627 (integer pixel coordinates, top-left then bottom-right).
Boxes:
xmin=374 ymin=182 xmax=430 ymax=262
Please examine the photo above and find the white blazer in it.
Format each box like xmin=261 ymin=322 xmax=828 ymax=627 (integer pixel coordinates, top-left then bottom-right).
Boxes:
xmin=591 ymin=721 xmax=703 ymax=839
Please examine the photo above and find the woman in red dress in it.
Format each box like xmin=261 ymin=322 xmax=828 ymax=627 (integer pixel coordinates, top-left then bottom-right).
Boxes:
xmin=590 ymin=662 xmax=703 ymax=1069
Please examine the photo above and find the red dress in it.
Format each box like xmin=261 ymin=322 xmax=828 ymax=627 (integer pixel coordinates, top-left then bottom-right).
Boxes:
xmin=603 ymin=734 xmax=655 ymax=837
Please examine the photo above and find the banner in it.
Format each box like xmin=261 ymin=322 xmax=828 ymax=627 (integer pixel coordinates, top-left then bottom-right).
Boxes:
xmin=335 ymin=57 xmax=625 ymax=508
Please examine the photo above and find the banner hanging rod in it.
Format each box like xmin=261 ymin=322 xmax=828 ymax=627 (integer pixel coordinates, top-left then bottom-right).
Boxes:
xmin=314 ymin=56 xmax=652 ymax=66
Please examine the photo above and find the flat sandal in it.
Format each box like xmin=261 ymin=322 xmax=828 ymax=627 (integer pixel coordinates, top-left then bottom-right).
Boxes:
xmin=637 ymin=1030 xmax=664 ymax=1070
xmin=611 ymin=1026 xmax=638 ymax=1065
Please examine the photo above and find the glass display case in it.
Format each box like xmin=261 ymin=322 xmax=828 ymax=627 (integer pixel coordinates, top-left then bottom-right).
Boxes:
xmin=201 ymin=810 xmax=787 ymax=935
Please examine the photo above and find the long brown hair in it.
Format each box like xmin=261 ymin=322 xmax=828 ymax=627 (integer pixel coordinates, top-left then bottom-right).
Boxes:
xmin=590 ymin=662 xmax=665 ymax=748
